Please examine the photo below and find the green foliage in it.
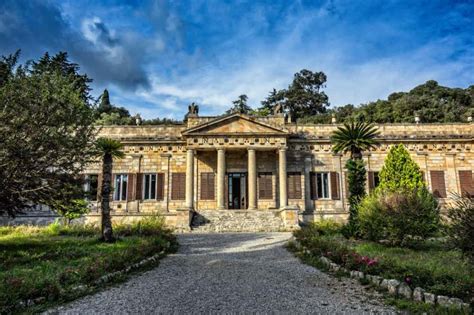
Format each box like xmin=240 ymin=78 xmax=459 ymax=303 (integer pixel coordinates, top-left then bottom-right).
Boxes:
xmin=299 ymin=219 xmax=343 ymax=237
xmin=344 ymin=159 xmax=367 ymax=235
xmin=0 ymin=51 xmax=96 ymax=216
xmin=53 ymin=199 xmax=90 ymax=225
xmin=141 ymin=117 xmax=182 ymax=125
xmin=299 ymin=80 xmax=474 ymax=123
xmin=331 ymin=121 xmax=380 ymax=159
xmin=95 ymin=112 xmax=134 ymax=125
xmin=446 ymin=194 xmax=474 ymax=265
xmin=0 ymin=220 xmax=177 ymax=313
xmin=227 ymin=94 xmax=252 ymax=114
xmin=95 ymin=138 xmax=125 ymax=159
xmin=378 ymin=144 xmax=425 ymax=192
xmin=293 ymin=226 xmax=474 ymax=302
xmin=260 ymin=69 xmax=329 ymax=119
xmin=358 ymin=189 xmax=439 ymax=246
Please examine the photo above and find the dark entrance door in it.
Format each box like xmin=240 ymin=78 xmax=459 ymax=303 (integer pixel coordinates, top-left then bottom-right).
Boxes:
xmin=228 ymin=173 xmax=247 ymax=209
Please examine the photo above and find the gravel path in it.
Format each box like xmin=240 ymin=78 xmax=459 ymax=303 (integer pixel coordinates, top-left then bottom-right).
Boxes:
xmin=50 ymin=233 xmax=396 ymax=314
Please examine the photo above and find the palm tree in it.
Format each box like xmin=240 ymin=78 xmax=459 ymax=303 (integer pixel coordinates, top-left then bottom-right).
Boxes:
xmin=331 ymin=121 xmax=380 ymax=159
xmin=95 ymin=137 xmax=124 ymax=242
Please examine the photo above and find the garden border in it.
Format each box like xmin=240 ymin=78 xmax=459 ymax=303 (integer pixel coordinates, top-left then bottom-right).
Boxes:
xmin=17 ymin=248 xmax=168 ymax=310
xmin=293 ymin=239 xmax=471 ymax=313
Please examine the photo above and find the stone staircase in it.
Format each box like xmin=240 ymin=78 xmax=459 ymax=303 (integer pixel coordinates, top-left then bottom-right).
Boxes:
xmin=191 ymin=210 xmax=287 ymax=232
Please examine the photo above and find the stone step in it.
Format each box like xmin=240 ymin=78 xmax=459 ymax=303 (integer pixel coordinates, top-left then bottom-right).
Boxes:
xmin=191 ymin=210 xmax=285 ymax=232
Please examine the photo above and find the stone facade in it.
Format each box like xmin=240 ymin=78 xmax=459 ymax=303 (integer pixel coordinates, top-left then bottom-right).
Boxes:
xmin=76 ymin=110 xmax=473 ymax=231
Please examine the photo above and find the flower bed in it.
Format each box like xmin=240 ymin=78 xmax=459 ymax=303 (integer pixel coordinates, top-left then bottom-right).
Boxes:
xmin=290 ymin=222 xmax=473 ymax=312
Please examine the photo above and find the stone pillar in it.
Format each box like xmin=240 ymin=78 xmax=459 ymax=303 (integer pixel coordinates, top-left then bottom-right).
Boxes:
xmin=185 ymin=149 xmax=194 ymax=210
xmin=248 ymin=148 xmax=257 ymax=210
xmin=304 ymin=156 xmax=313 ymax=212
xmin=217 ymin=149 xmax=226 ymax=210
xmin=279 ymin=147 xmax=288 ymax=209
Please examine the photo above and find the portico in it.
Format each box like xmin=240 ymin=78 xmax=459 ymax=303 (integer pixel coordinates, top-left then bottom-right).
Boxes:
xmin=181 ymin=113 xmax=289 ymax=211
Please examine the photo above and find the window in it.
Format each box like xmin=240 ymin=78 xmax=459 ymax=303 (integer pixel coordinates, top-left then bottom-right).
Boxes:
xmin=85 ymin=174 xmax=98 ymax=201
xmin=114 ymin=174 xmax=128 ymax=201
xmin=459 ymin=170 xmax=473 ymax=197
xmin=317 ymin=173 xmax=330 ymax=199
xmin=287 ymin=172 xmax=302 ymax=199
xmin=143 ymin=174 xmax=157 ymax=200
xmin=430 ymin=170 xmax=446 ymax=198
xmin=310 ymin=172 xmax=338 ymax=200
xmin=200 ymin=173 xmax=215 ymax=200
xmin=171 ymin=173 xmax=185 ymax=200
xmin=368 ymin=171 xmax=380 ymax=191
xmin=258 ymin=172 xmax=272 ymax=199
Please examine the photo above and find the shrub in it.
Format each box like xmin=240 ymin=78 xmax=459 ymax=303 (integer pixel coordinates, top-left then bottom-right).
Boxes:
xmin=345 ymin=159 xmax=367 ymax=236
xmin=446 ymin=194 xmax=474 ymax=264
xmin=377 ymin=144 xmax=425 ymax=192
xmin=358 ymin=189 xmax=439 ymax=246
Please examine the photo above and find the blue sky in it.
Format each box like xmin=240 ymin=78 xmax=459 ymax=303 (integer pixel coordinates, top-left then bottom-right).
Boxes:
xmin=0 ymin=0 xmax=473 ymax=119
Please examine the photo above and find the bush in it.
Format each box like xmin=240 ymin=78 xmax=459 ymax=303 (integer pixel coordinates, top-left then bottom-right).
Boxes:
xmin=358 ymin=189 xmax=439 ymax=246
xmin=447 ymin=194 xmax=474 ymax=264
xmin=345 ymin=159 xmax=367 ymax=236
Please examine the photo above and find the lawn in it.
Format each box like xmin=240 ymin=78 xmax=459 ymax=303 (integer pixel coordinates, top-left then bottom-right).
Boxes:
xmin=0 ymin=218 xmax=178 ymax=313
xmin=291 ymin=223 xmax=473 ymax=303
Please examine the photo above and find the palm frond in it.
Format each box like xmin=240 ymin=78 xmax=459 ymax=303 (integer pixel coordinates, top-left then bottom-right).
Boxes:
xmin=330 ymin=121 xmax=380 ymax=156
xmin=95 ymin=137 xmax=125 ymax=158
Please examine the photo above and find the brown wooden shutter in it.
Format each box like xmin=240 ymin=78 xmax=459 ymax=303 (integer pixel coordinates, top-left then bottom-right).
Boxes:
xmin=171 ymin=173 xmax=185 ymax=200
xmin=127 ymin=173 xmax=135 ymax=201
xmin=135 ymin=173 xmax=143 ymax=201
xmin=200 ymin=173 xmax=215 ymax=200
xmin=288 ymin=172 xmax=302 ymax=199
xmin=309 ymin=172 xmax=317 ymax=200
xmin=430 ymin=171 xmax=446 ymax=198
xmin=97 ymin=173 xmax=103 ymax=200
xmin=258 ymin=172 xmax=272 ymax=200
xmin=344 ymin=171 xmax=349 ymax=200
xmin=459 ymin=170 xmax=473 ymax=197
xmin=330 ymin=172 xmax=340 ymax=200
xmin=368 ymin=171 xmax=375 ymax=191
xmin=156 ymin=173 xmax=165 ymax=200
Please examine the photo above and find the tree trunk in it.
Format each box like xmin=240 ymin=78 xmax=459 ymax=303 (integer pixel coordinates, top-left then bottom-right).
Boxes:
xmin=351 ymin=148 xmax=363 ymax=160
xmin=100 ymin=153 xmax=114 ymax=242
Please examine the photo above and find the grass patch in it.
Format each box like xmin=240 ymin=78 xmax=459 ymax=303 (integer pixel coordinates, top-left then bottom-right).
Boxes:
xmin=293 ymin=222 xmax=474 ymax=303
xmin=0 ymin=217 xmax=178 ymax=313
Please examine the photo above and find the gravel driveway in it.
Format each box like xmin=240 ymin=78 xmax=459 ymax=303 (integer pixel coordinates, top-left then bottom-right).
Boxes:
xmin=51 ymin=233 xmax=395 ymax=314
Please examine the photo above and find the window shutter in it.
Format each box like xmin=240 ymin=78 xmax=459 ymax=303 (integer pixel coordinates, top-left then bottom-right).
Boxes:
xmin=135 ymin=173 xmax=143 ymax=201
xmin=459 ymin=170 xmax=473 ymax=197
xmin=309 ymin=172 xmax=317 ymax=200
xmin=127 ymin=173 xmax=135 ymax=201
xmin=258 ymin=173 xmax=272 ymax=200
xmin=171 ymin=173 xmax=185 ymax=200
xmin=287 ymin=172 xmax=302 ymax=199
xmin=330 ymin=172 xmax=340 ymax=200
xmin=368 ymin=171 xmax=375 ymax=191
xmin=430 ymin=171 xmax=446 ymax=198
xmin=156 ymin=173 xmax=165 ymax=200
xmin=201 ymin=173 xmax=215 ymax=200
xmin=97 ymin=173 xmax=103 ymax=200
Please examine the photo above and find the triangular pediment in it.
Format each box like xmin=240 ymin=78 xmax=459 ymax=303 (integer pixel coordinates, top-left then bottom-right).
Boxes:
xmin=182 ymin=113 xmax=287 ymax=136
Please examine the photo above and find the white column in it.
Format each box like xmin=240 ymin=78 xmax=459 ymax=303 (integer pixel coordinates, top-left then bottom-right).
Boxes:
xmin=248 ymin=148 xmax=257 ymax=210
xmin=279 ymin=147 xmax=288 ymax=209
xmin=217 ymin=149 xmax=226 ymax=210
xmin=185 ymin=149 xmax=194 ymax=210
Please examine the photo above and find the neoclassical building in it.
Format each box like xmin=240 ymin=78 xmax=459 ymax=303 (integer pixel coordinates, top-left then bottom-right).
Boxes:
xmin=77 ymin=108 xmax=473 ymax=231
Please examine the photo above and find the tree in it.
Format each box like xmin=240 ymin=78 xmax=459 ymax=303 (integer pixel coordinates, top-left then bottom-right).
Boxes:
xmin=98 ymin=89 xmax=113 ymax=114
xmin=54 ymin=199 xmax=90 ymax=225
xmin=95 ymin=138 xmax=124 ymax=242
xmin=260 ymin=69 xmax=329 ymax=119
xmin=0 ymin=52 xmax=96 ymax=217
xmin=227 ymin=94 xmax=252 ymax=114
xmin=30 ymin=51 xmax=92 ymax=102
xmin=377 ymin=144 xmax=425 ymax=192
xmin=331 ymin=121 xmax=380 ymax=237
xmin=331 ymin=121 xmax=380 ymax=159
xmin=0 ymin=50 xmax=21 ymax=87
xmin=94 ymin=89 xmax=132 ymax=124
